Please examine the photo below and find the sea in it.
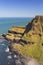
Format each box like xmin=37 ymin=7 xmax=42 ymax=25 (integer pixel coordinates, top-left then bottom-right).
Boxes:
xmin=0 ymin=17 xmax=32 ymax=65
xmin=0 ymin=17 xmax=33 ymax=34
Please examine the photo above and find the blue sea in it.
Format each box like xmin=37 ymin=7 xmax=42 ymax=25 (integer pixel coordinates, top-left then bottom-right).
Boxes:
xmin=0 ymin=17 xmax=32 ymax=34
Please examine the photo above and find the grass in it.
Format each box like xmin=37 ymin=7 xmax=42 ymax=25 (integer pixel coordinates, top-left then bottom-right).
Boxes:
xmin=23 ymin=34 xmax=40 ymax=43
xmin=12 ymin=32 xmax=43 ymax=61
xmin=12 ymin=42 xmax=43 ymax=61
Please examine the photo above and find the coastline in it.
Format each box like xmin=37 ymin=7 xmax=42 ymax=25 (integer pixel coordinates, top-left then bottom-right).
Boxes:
xmin=0 ymin=16 xmax=43 ymax=65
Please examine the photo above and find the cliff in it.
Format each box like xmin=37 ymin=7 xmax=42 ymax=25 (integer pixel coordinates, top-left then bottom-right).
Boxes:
xmin=2 ymin=16 xmax=43 ymax=62
xmin=23 ymin=16 xmax=43 ymax=35
xmin=23 ymin=16 xmax=43 ymax=42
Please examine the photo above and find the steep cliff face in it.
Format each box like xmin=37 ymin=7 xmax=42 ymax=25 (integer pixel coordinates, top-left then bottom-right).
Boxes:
xmin=32 ymin=16 xmax=43 ymax=34
xmin=23 ymin=16 xmax=43 ymax=36
xmin=23 ymin=16 xmax=43 ymax=44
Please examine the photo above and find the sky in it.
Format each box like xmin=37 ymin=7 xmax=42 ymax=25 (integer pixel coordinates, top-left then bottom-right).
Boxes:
xmin=0 ymin=0 xmax=43 ymax=17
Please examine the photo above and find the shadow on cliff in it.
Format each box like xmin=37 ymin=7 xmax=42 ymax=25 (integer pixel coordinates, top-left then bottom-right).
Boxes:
xmin=8 ymin=30 xmax=22 ymax=35
xmin=22 ymin=18 xmax=34 ymax=37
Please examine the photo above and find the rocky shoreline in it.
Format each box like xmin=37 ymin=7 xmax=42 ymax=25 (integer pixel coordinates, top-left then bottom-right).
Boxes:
xmin=0 ymin=15 xmax=43 ymax=65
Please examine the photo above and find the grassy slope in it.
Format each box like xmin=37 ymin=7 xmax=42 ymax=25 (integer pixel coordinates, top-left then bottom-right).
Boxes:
xmin=12 ymin=34 xmax=43 ymax=61
xmin=22 ymin=33 xmax=43 ymax=61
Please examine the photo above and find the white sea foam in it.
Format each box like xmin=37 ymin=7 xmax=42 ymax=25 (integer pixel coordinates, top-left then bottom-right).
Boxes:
xmin=14 ymin=55 xmax=17 ymax=58
xmin=7 ymin=55 xmax=12 ymax=59
xmin=1 ymin=43 xmax=5 ymax=46
xmin=5 ymin=47 xmax=9 ymax=52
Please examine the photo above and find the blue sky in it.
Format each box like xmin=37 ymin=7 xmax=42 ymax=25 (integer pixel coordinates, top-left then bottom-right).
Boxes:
xmin=0 ymin=0 xmax=43 ymax=17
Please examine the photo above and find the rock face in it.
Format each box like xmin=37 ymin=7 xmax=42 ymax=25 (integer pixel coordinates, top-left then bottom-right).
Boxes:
xmin=22 ymin=16 xmax=43 ymax=44
xmin=23 ymin=16 xmax=43 ymax=36
xmin=2 ymin=26 xmax=25 ymax=41
xmin=8 ymin=26 xmax=25 ymax=34
xmin=32 ymin=16 xmax=43 ymax=34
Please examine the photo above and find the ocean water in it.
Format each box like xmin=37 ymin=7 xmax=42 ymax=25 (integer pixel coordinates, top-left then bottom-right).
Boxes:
xmin=0 ymin=17 xmax=33 ymax=34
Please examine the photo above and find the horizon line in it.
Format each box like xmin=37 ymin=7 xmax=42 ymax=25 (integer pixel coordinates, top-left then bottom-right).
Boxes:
xmin=0 ymin=16 xmax=34 ymax=18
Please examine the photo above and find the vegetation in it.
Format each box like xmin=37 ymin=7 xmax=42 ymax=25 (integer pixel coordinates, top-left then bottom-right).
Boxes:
xmin=12 ymin=34 xmax=43 ymax=61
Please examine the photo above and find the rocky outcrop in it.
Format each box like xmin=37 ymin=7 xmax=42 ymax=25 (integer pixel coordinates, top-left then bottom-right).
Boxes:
xmin=0 ymin=35 xmax=6 ymax=42
xmin=8 ymin=26 xmax=25 ymax=34
xmin=23 ymin=16 xmax=43 ymax=36
xmin=2 ymin=26 xmax=25 ymax=41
